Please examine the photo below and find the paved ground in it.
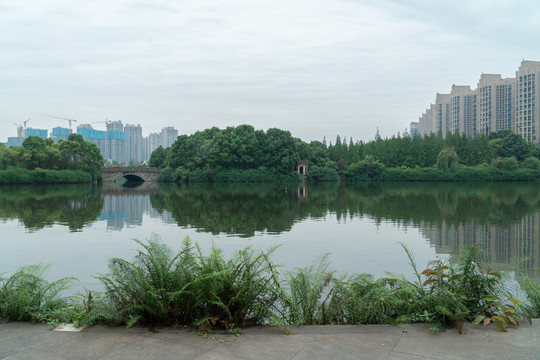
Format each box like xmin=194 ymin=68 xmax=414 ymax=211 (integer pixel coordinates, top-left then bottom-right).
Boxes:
xmin=1 ymin=320 xmax=539 ymax=360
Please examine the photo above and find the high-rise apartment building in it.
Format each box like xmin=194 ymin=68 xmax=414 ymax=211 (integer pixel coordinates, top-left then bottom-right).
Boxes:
xmin=4 ymin=118 xmax=178 ymax=164
xmin=77 ymin=124 xmax=107 ymax=156
xmin=418 ymin=105 xmax=434 ymax=135
xmin=161 ymin=126 xmax=178 ymax=147
xmin=409 ymin=121 xmax=419 ymax=138
xmin=446 ymin=85 xmax=478 ymax=138
xmin=145 ymin=132 xmax=162 ymax=161
xmin=417 ymin=93 xmax=452 ymax=137
xmin=124 ymin=124 xmax=143 ymax=162
xmin=416 ymin=62 xmax=530 ymax=140
xmin=434 ymin=93 xmax=451 ymax=135
xmin=515 ymin=60 xmax=540 ymax=143
xmin=25 ymin=128 xmax=48 ymax=138
xmin=477 ymin=74 xmax=515 ymax=136
xmin=106 ymin=121 xmax=126 ymax=162
xmin=52 ymin=127 xmax=72 ymax=142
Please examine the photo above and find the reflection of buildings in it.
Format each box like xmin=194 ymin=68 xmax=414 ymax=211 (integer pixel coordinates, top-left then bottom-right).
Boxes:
xmin=99 ymin=193 xmax=174 ymax=230
xmin=420 ymin=213 xmax=540 ymax=274
xmin=297 ymin=184 xmax=308 ymax=201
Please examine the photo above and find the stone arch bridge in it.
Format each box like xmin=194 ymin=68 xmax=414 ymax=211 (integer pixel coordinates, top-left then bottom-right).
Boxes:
xmin=100 ymin=167 xmax=160 ymax=183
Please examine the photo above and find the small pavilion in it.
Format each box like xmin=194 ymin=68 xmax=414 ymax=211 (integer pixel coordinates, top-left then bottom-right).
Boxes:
xmin=297 ymin=160 xmax=308 ymax=176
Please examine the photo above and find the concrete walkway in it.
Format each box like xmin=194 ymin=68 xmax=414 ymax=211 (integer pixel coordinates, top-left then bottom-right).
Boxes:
xmin=1 ymin=320 xmax=539 ymax=360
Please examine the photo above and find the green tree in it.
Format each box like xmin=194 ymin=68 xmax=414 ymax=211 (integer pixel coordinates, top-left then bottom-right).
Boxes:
xmin=21 ymin=136 xmax=49 ymax=169
xmin=436 ymin=146 xmax=459 ymax=172
xmin=149 ymin=146 xmax=169 ymax=168
xmin=490 ymin=132 xmax=531 ymax=161
xmin=58 ymin=134 xmax=103 ymax=172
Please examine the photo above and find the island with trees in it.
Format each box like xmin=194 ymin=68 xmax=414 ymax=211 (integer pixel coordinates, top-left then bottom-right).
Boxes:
xmin=150 ymin=125 xmax=540 ymax=183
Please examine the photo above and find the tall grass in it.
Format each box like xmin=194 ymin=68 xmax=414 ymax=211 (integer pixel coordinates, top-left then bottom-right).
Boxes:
xmin=1 ymin=237 xmax=536 ymax=333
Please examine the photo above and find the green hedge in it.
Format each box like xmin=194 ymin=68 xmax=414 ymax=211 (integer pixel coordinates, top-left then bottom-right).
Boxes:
xmin=158 ymin=166 xmax=301 ymax=183
xmin=0 ymin=168 xmax=93 ymax=184
xmin=307 ymin=165 xmax=340 ymax=182
xmin=378 ymin=165 xmax=540 ymax=182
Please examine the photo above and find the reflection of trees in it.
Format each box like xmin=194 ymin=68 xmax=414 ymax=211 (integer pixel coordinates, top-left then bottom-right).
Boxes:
xmin=151 ymin=182 xmax=540 ymax=275
xmin=152 ymin=182 xmax=540 ymax=236
xmin=334 ymin=182 xmax=540 ymax=228
xmin=151 ymin=183 xmax=305 ymax=237
xmin=0 ymin=184 xmax=104 ymax=231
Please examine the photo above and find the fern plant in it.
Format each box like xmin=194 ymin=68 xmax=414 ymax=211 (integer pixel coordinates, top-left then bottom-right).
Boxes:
xmin=277 ymin=254 xmax=334 ymax=325
xmin=0 ymin=264 xmax=75 ymax=322
xmin=96 ymin=235 xmax=198 ymax=326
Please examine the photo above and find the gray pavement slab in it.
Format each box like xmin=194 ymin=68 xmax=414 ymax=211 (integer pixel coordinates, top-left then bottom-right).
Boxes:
xmin=0 ymin=320 xmax=538 ymax=360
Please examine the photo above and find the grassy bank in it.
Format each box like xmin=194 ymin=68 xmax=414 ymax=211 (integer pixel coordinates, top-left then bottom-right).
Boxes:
xmin=1 ymin=236 xmax=538 ymax=332
xmin=0 ymin=168 xmax=100 ymax=184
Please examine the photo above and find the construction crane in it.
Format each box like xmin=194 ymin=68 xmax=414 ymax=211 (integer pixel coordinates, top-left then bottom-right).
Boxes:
xmin=42 ymin=114 xmax=78 ymax=131
xmin=91 ymin=119 xmax=112 ymax=125
xmin=14 ymin=119 xmax=30 ymax=139
xmin=14 ymin=123 xmax=23 ymax=139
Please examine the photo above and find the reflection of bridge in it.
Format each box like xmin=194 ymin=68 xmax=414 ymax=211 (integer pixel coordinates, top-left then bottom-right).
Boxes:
xmin=100 ymin=167 xmax=160 ymax=183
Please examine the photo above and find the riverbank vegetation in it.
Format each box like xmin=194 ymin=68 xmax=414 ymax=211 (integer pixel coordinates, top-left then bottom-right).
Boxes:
xmin=150 ymin=126 xmax=540 ymax=182
xmin=0 ymin=134 xmax=103 ymax=184
xmin=1 ymin=236 xmax=538 ymax=332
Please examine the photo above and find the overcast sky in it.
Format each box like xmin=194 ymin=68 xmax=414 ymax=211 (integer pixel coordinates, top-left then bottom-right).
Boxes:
xmin=1 ymin=0 xmax=540 ymax=144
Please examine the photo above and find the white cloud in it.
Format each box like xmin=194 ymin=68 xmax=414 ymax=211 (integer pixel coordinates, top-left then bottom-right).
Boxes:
xmin=1 ymin=0 xmax=540 ymax=141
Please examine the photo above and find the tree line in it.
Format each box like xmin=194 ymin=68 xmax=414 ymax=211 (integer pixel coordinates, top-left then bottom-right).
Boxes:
xmin=0 ymin=134 xmax=103 ymax=174
xmin=149 ymin=125 xmax=540 ymax=182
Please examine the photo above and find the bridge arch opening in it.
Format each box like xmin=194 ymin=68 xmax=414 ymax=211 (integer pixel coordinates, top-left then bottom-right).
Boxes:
xmin=116 ymin=174 xmax=146 ymax=187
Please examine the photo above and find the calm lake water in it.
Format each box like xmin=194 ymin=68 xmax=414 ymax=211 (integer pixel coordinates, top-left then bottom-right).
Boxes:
xmin=1 ymin=181 xmax=539 ymax=292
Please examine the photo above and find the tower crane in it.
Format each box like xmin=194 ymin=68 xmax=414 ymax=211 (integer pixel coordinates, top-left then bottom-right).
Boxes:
xmin=42 ymin=114 xmax=78 ymax=131
xmin=14 ymin=123 xmax=23 ymax=139
xmin=91 ymin=119 xmax=112 ymax=125
xmin=14 ymin=119 xmax=30 ymax=138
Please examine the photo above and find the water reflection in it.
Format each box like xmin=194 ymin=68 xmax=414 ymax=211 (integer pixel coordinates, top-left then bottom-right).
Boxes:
xmin=0 ymin=184 xmax=103 ymax=232
xmin=1 ymin=181 xmax=539 ymax=275
xmin=152 ymin=182 xmax=540 ymax=274
xmin=100 ymin=182 xmax=174 ymax=230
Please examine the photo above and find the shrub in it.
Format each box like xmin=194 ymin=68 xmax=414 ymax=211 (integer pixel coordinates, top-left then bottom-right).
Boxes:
xmin=380 ymin=167 xmax=450 ymax=181
xmin=188 ymin=169 xmax=212 ymax=182
xmin=522 ymin=157 xmax=540 ymax=170
xmin=491 ymin=157 xmax=519 ymax=171
xmin=343 ymin=157 xmax=385 ymax=181
xmin=0 ymin=168 xmax=92 ymax=184
xmin=307 ymin=165 xmax=339 ymax=182
xmin=157 ymin=166 xmax=179 ymax=182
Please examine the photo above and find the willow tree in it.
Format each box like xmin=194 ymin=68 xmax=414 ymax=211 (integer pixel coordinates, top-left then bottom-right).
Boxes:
xmin=436 ymin=146 xmax=459 ymax=172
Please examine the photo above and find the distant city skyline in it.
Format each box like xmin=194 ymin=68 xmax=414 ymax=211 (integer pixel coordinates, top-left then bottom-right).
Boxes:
xmin=4 ymin=120 xmax=178 ymax=163
xmin=1 ymin=1 xmax=540 ymax=143
xmin=415 ymin=60 xmax=540 ymax=143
